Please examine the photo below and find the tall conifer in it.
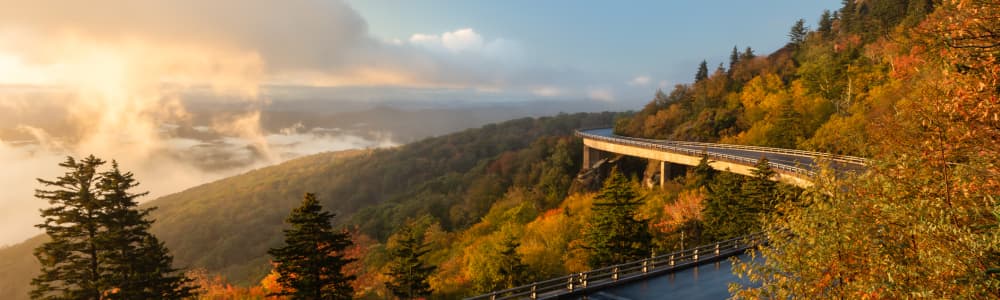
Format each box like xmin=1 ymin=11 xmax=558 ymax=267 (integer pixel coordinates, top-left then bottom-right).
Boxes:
xmin=385 ymin=223 xmax=435 ymax=299
xmin=31 ymin=156 xmax=192 ymax=299
xmin=268 ymin=193 xmax=355 ymax=299
xmin=98 ymin=162 xmax=193 ymax=299
xmin=584 ymin=167 xmax=652 ymax=267
xmin=31 ymin=156 xmax=107 ymax=299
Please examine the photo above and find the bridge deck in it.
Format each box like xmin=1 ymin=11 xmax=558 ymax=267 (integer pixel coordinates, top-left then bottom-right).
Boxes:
xmin=577 ymin=128 xmax=867 ymax=187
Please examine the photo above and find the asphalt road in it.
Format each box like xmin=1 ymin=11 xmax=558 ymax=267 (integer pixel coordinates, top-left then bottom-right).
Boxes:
xmin=582 ymin=128 xmax=866 ymax=175
xmin=580 ymin=254 xmax=755 ymax=300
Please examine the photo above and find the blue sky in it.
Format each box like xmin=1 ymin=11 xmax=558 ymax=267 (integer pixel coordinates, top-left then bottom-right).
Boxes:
xmin=347 ymin=0 xmax=841 ymax=102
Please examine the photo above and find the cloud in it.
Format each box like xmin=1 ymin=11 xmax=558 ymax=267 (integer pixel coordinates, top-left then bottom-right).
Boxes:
xmin=628 ymin=75 xmax=651 ymax=86
xmin=442 ymin=28 xmax=484 ymax=52
xmin=532 ymin=86 xmax=564 ymax=97
xmin=588 ymin=88 xmax=615 ymax=102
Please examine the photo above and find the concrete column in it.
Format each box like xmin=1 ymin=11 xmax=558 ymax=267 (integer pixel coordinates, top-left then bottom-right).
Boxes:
xmin=582 ymin=145 xmax=591 ymax=170
xmin=659 ymin=160 xmax=666 ymax=189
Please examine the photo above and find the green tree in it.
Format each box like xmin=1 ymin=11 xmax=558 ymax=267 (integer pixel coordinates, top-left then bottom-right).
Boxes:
xmin=385 ymin=223 xmax=434 ymax=299
xmin=742 ymin=157 xmax=779 ymax=214
xmin=818 ymin=9 xmax=833 ymax=36
xmin=687 ymin=156 xmax=717 ymax=189
xmin=701 ymin=171 xmax=749 ymax=240
xmin=98 ymin=162 xmax=193 ymax=299
xmin=31 ymin=156 xmax=108 ymax=300
xmin=584 ymin=167 xmax=652 ymax=267
xmin=740 ymin=47 xmax=756 ymax=61
xmin=788 ymin=18 xmax=808 ymax=47
xmin=695 ymin=60 xmax=709 ymax=82
xmin=268 ymin=193 xmax=355 ymax=299
xmin=31 ymin=156 xmax=193 ymax=300
xmin=471 ymin=231 xmax=529 ymax=292
xmin=729 ymin=45 xmax=740 ymax=72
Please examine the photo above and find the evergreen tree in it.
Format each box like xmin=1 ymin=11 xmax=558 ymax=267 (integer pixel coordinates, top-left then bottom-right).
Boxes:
xmin=742 ymin=157 xmax=779 ymax=215
xmin=584 ymin=167 xmax=652 ymax=267
xmin=729 ymin=45 xmax=740 ymax=73
xmin=688 ymin=156 xmax=717 ymax=189
xmin=494 ymin=235 xmax=527 ymax=289
xmin=788 ymin=18 xmax=809 ymax=47
xmin=32 ymin=156 xmax=192 ymax=299
xmin=31 ymin=156 xmax=108 ymax=300
xmin=98 ymin=162 xmax=193 ymax=299
xmin=385 ymin=223 xmax=434 ymax=299
xmin=741 ymin=47 xmax=756 ymax=61
xmin=818 ymin=9 xmax=834 ymax=36
xmin=695 ymin=60 xmax=709 ymax=82
xmin=268 ymin=193 xmax=355 ymax=299
xmin=472 ymin=232 xmax=529 ymax=292
xmin=701 ymin=171 xmax=749 ymax=240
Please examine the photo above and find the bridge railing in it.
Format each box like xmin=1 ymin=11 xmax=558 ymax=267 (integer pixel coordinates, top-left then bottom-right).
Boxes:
xmin=577 ymin=129 xmax=868 ymax=166
xmin=466 ymin=233 xmax=765 ymax=300
xmin=640 ymin=138 xmax=868 ymax=166
xmin=574 ymin=130 xmax=816 ymax=177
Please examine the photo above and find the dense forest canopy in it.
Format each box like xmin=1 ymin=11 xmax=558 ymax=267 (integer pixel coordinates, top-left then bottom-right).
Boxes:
xmin=3 ymin=0 xmax=998 ymax=298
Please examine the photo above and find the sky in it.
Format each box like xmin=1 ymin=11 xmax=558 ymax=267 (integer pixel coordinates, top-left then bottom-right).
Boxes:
xmin=0 ymin=0 xmax=840 ymax=246
xmin=346 ymin=0 xmax=841 ymax=104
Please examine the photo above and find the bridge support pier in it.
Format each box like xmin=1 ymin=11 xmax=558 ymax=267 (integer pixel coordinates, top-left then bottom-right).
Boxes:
xmin=582 ymin=145 xmax=605 ymax=170
xmin=660 ymin=160 xmax=666 ymax=189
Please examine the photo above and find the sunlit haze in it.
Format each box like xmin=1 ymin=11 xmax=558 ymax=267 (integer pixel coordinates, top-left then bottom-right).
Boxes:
xmin=0 ymin=0 xmax=837 ymax=245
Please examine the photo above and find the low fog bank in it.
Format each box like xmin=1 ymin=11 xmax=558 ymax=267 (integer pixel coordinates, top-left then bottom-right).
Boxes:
xmin=0 ymin=92 xmax=616 ymax=246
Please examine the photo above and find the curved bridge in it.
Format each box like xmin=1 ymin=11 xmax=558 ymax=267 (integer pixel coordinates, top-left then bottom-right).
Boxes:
xmin=576 ymin=128 xmax=868 ymax=188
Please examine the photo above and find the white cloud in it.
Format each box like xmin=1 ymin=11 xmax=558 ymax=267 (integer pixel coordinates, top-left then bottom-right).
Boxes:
xmin=588 ymin=88 xmax=615 ymax=102
xmin=441 ymin=28 xmax=484 ymax=52
xmin=408 ymin=28 xmax=520 ymax=59
xmin=532 ymin=86 xmax=563 ymax=97
xmin=628 ymin=75 xmax=651 ymax=86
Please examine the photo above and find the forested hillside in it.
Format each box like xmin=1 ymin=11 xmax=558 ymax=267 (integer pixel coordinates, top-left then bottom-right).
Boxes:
xmin=0 ymin=112 xmax=616 ymax=299
xmin=4 ymin=0 xmax=997 ymax=298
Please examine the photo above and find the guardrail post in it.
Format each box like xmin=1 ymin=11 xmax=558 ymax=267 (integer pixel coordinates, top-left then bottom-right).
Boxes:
xmin=694 ymin=249 xmax=699 ymax=261
xmin=715 ymin=243 xmax=720 ymax=256
xmin=642 ymin=260 xmax=648 ymax=273
xmin=670 ymin=254 xmax=675 ymax=266
xmin=490 ymin=291 xmax=496 ymax=300
xmin=649 ymin=252 xmax=655 ymax=269
xmin=530 ymin=284 xmax=537 ymax=299
xmin=612 ymin=267 xmax=619 ymax=281
xmin=581 ymin=273 xmax=588 ymax=288
xmin=567 ymin=275 xmax=574 ymax=291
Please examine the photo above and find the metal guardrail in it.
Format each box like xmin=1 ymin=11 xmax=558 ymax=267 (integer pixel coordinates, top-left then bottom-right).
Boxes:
xmin=634 ymin=138 xmax=869 ymax=166
xmin=574 ymin=129 xmax=819 ymax=177
xmin=466 ymin=233 xmax=765 ymax=300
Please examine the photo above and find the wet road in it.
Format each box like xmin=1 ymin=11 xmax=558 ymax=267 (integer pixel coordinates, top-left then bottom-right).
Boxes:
xmin=581 ymin=254 xmax=753 ymax=300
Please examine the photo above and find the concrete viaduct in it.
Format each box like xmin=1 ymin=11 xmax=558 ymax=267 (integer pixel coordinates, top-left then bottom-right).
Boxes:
xmin=577 ymin=128 xmax=868 ymax=188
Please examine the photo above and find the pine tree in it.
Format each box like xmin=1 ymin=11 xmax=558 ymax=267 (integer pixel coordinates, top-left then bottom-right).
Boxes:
xmin=268 ymin=193 xmax=355 ymax=299
xmin=494 ymin=235 xmax=527 ymax=290
xmin=741 ymin=47 xmax=756 ymax=61
xmin=31 ymin=156 xmax=108 ymax=300
xmin=688 ymin=156 xmax=717 ymax=189
xmin=695 ymin=60 xmax=709 ymax=82
xmin=818 ymin=9 xmax=834 ymax=36
xmin=584 ymin=167 xmax=652 ymax=267
xmin=701 ymin=171 xmax=748 ymax=240
xmin=788 ymin=18 xmax=809 ymax=47
xmin=729 ymin=45 xmax=740 ymax=73
xmin=742 ymin=157 xmax=779 ymax=216
xmin=385 ymin=223 xmax=435 ymax=299
xmin=98 ymin=162 xmax=193 ymax=299
xmin=31 ymin=156 xmax=192 ymax=299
